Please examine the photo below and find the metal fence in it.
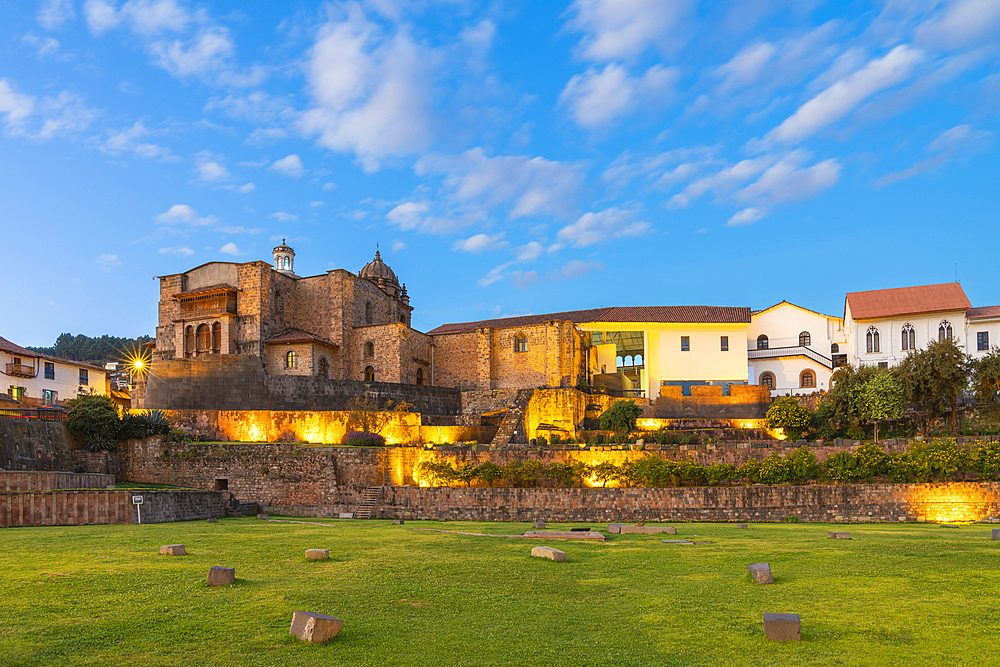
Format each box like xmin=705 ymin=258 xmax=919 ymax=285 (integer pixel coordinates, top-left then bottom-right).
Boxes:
xmin=0 ymin=409 xmax=68 ymax=422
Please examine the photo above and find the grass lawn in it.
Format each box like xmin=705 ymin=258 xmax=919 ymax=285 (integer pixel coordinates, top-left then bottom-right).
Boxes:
xmin=1 ymin=519 xmax=998 ymax=666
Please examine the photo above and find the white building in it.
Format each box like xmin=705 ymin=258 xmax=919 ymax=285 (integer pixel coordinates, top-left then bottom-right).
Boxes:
xmin=747 ymin=301 xmax=846 ymax=396
xmin=1 ymin=336 xmax=107 ymax=408
xmin=967 ymin=306 xmax=1000 ymax=359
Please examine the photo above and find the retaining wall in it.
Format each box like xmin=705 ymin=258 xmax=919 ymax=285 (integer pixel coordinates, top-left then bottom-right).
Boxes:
xmin=0 ymin=489 xmax=225 ymax=527
xmin=1 ymin=471 xmax=115 ymax=491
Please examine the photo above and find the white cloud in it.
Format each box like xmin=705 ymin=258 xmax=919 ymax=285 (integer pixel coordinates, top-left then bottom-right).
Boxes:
xmin=452 ymin=233 xmax=508 ymax=254
xmin=219 ymin=242 xmax=241 ymax=256
xmin=386 ymin=201 xmax=428 ymax=228
xmin=391 ymin=240 xmax=405 ymax=252
xmin=156 ymin=204 xmax=216 ymax=226
xmin=149 ymin=27 xmax=234 ymax=78
xmin=876 ymin=124 xmax=994 ymax=187
xmin=269 ymin=154 xmax=305 ymax=178
xmin=271 ymin=211 xmax=298 ymax=222
xmin=551 ymin=258 xmax=603 ymax=281
xmin=556 ymin=208 xmax=651 ymax=247
xmin=238 ymin=182 xmax=255 ymax=193
xmin=299 ymin=6 xmax=436 ymax=171
xmin=216 ymin=226 xmax=260 ymax=235
xmin=35 ymin=92 xmax=99 ymax=140
xmin=37 ymin=0 xmax=76 ymax=30
xmin=157 ymin=246 xmax=195 ymax=256
xmin=915 ymin=0 xmax=1000 ymax=50
xmin=83 ymin=0 xmax=120 ymax=35
xmin=322 ymin=182 xmax=337 ymax=191
xmin=23 ymin=33 xmax=62 ymax=58
xmin=309 ymin=200 xmax=325 ymax=207
xmin=194 ymin=151 xmax=230 ymax=182
xmin=565 ymin=0 xmax=694 ymax=62
xmin=246 ymin=127 xmax=287 ymax=145
xmin=560 ymin=63 xmax=678 ymax=129
xmin=516 ymin=242 xmax=544 ymax=262
xmin=726 ymin=208 xmax=766 ymax=226
xmin=669 ymin=156 xmax=775 ymax=208
xmin=96 ymin=254 xmax=120 ymax=272
xmin=384 ymin=201 xmax=476 ymax=234
xmin=715 ymin=42 xmax=778 ymax=93
xmin=735 ymin=152 xmax=841 ymax=204
xmin=764 ymin=45 xmax=925 ymax=145
xmin=0 ymin=79 xmax=36 ymax=130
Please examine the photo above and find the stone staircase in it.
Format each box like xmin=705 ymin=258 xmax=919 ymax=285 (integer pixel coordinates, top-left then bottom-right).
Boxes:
xmin=224 ymin=496 xmax=261 ymax=517
xmin=353 ymin=485 xmax=384 ymax=519
xmin=490 ymin=389 xmax=535 ymax=446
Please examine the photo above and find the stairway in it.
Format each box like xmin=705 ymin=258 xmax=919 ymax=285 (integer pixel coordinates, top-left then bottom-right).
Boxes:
xmin=490 ymin=389 xmax=535 ymax=446
xmin=353 ymin=485 xmax=384 ymax=520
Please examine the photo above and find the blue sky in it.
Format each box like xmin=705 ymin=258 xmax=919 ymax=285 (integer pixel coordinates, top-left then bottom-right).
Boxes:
xmin=2 ymin=0 xmax=999 ymax=346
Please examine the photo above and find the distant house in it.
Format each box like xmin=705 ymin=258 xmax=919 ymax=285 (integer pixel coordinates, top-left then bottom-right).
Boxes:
xmin=0 ymin=336 xmax=108 ymax=408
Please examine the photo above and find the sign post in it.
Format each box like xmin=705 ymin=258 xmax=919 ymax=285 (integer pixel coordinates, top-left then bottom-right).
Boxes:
xmin=133 ymin=495 xmax=144 ymax=524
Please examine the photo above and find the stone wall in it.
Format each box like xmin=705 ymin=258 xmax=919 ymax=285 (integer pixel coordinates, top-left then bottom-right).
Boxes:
xmin=143 ymin=355 xmax=461 ymax=414
xmin=1 ymin=471 xmax=115 ymax=491
xmin=0 ymin=489 xmax=225 ymax=527
xmin=652 ymin=384 xmax=773 ymax=419
xmin=0 ymin=419 xmax=126 ymax=479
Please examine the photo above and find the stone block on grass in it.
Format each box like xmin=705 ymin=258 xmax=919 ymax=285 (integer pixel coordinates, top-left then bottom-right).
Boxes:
xmin=748 ymin=563 xmax=774 ymax=584
xmin=207 ymin=518 xmax=218 ymax=523
xmin=828 ymin=532 xmax=851 ymax=539
xmin=992 ymin=528 xmax=1000 ymax=540
xmin=530 ymin=546 xmax=567 ymax=562
xmin=533 ymin=521 xmax=546 ymax=529
xmin=289 ymin=611 xmax=343 ymax=643
xmin=763 ymin=613 xmax=801 ymax=642
xmin=736 ymin=524 xmax=748 ymax=529
xmin=257 ymin=513 xmax=268 ymax=520
xmin=619 ymin=525 xmax=677 ymax=535
xmin=305 ymin=549 xmax=329 ymax=560
xmin=207 ymin=566 xmax=235 ymax=587
xmin=393 ymin=519 xmax=405 ymax=525
xmin=608 ymin=523 xmax=624 ymax=534
xmin=339 ymin=513 xmax=354 ymax=519
xmin=159 ymin=544 xmax=186 ymax=556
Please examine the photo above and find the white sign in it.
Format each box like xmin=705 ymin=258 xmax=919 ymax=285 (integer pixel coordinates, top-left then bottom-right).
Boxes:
xmin=132 ymin=496 xmax=143 ymax=505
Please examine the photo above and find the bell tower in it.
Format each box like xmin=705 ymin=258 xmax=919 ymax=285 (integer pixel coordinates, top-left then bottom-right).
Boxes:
xmin=272 ymin=239 xmax=295 ymax=275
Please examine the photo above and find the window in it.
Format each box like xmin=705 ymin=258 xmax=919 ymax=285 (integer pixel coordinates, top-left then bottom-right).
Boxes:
xmin=680 ymin=336 xmax=690 ymax=352
xmin=760 ymin=372 xmax=775 ymax=390
xmin=10 ymin=386 xmax=26 ymax=400
xmin=365 ymin=302 xmax=373 ymax=325
xmin=634 ymin=354 xmax=643 ymax=366
xmin=866 ymin=327 xmax=880 ymax=354
xmin=800 ymin=370 xmax=815 ymax=388
xmin=902 ymin=324 xmax=916 ymax=351
xmin=285 ymin=351 xmax=297 ymax=369
xmin=13 ymin=356 xmax=20 ymax=365
xmin=616 ymin=356 xmax=624 ymax=367
xmin=318 ymin=357 xmax=328 ymax=379
xmin=831 ymin=343 xmax=839 ymax=354
xmin=514 ymin=334 xmax=527 ymax=353
xmin=978 ymin=332 xmax=989 ymax=351
xmin=196 ymin=323 xmax=211 ymax=352
xmin=878 ymin=362 xmax=889 ymax=369
xmin=215 ymin=478 xmax=228 ymax=491
xmin=212 ymin=322 xmax=222 ymax=353
xmin=364 ymin=366 xmax=375 ymax=382
xmin=79 ymin=369 xmax=88 ymax=385
xmin=364 ymin=341 xmax=375 ymax=357
xmin=43 ymin=389 xmax=57 ymax=405
xmin=939 ymin=320 xmax=953 ymax=342
xmin=416 ymin=367 xmax=424 ymax=385
xmin=720 ymin=336 xmax=729 ymax=352
xmin=44 ymin=362 xmax=55 ymax=380
xmin=799 ymin=331 xmax=811 ymax=347
xmin=185 ymin=325 xmax=195 ymax=357
xmin=757 ymin=335 xmax=768 ymax=350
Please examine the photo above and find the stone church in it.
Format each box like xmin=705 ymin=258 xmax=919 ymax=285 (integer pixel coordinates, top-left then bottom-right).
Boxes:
xmin=151 ymin=242 xmax=432 ymax=387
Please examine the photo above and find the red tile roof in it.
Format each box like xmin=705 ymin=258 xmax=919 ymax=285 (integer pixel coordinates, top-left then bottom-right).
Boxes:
xmin=264 ymin=328 xmax=339 ymax=347
xmin=968 ymin=305 xmax=1000 ymax=320
xmin=0 ymin=336 xmax=38 ymax=357
xmin=427 ymin=305 xmax=751 ymax=335
xmin=0 ymin=336 xmax=107 ymax=371
xmin=846 ymin=283 xmax=970 ymax=320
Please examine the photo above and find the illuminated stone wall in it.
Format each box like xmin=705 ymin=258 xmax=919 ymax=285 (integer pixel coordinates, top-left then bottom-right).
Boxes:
xmin=652 ymin=384 xmax=773 ymax=419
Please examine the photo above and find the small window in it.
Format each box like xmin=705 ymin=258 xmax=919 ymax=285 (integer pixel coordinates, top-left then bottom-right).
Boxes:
xmin=318 ymin=357 xmax=328 ymax=379
xmin=800 ymin=370 xmax=815 ymax=388
xmin=364 ymin=341 xmax=375 ymax=357
xmin=79 ymin=369 xmax=88 ymax=385
xmin=680 ymin=336 xmax=690 ymax=352
xmin=867 ymin=327 xmax=880 ymax=354
xmin=44 ymin=362 xmax=55 ymax=380
xmin=514 ymin=334 xmax=527 ymax=353
xmin=799 ymin=331 xmax=811 ymax=347
xmin=939 ymin=320 xmax=953 ymax=342
xmin=365 ymin=302 xmax=373 ymax=325
xmin=43 ymin=389 xmax=57 ymax=405
xmin=878 ymin=362 xmax=889 ymax=369
xmin=215 ymin=478 xmax=228 ymax=491
xmin=831 ymin=343 xmax=839 ymax=354
xmin=185 ymin=325 xmax=195 ymax=356
xmin=364 ymin=366 xmax=375 ymax=382
xmin=757 ymin=335 xmax=768 ymax=350
xmin=10 ymin=386 xmax=26 ymax=400
xmin=902 ymin=324 xmax=915 ymax=351
xmin=760 ymin=372 xmax=775 ymax=390
xmin=416 ymin=367 xmax=424 ymax=385
xmin=720 ymin=336 xmax=729 ymax=352
xmin=634 ymin=354 xmax=643 ymax=366
xmin=978 ymin=332 xmax=989 ymax=352
xmin=212 ymin=322 xmax=222 ymax=352
xmin=285 ymin=351 xmax=297 ymax=369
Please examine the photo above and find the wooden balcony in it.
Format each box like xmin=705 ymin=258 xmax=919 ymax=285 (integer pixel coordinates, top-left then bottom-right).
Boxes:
xmin=6 ymin=363 xmax=37 ymax=378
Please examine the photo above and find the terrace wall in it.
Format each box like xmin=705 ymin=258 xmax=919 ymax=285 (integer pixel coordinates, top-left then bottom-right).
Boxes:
xmin=0 ymin=489 xmax=224 ymax=527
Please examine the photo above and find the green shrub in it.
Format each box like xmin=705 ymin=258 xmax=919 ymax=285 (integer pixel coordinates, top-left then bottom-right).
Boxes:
xmin=535 ymin=436 xmax=548 ymax=446
xmin=66 ymin=395 xmax=120 ymax=451
xmin=766 ymin=396 xmax=810 ymax=441
xmin=550 ymin=434 xmax=561 ymax=445
xmin=599 ymin=400 xmax=643 ymax=440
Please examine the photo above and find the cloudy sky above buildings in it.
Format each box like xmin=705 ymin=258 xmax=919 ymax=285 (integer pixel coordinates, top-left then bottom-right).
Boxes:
xmin=2 ymin=0 xmax=999 ymax=345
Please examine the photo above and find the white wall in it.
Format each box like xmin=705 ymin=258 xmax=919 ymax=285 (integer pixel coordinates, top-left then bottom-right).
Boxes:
xmin=747 ymin=303 xmax=844 ymax=354
xmin=2 ymin=351 xmax=106 ymax=405
xmin=845 ymin=308 xmax=968 ymax=367
xmin=749 ymin=358 xmax=832 ymax=397
xmin=967 ymin=319 xmax=1000 ymax=358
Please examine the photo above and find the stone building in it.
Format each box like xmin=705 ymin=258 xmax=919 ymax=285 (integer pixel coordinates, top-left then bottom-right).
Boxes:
xmin=150 ymin=242 xmax=429 ymax=386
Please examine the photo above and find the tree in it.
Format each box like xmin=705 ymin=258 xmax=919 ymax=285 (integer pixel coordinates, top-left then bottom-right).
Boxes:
xmin=969 ymin=347 xmax=1000 ymax=407
xmin=822 ymin=364 xmax=881 ymax=437
xmin=854 ymin=371 xmax=904 ymax=443
xmin=66 ymin=395 xmax=120 ymax=451
xmin=765 ymin=396 xmax=810 ymax=441
xmin=345 ymin=394 xmax=412 ymax=436
xmin=895 ymin=338 xmax=969 ymax=434
xmin=599 ymin=400 xmax=643 ymax=441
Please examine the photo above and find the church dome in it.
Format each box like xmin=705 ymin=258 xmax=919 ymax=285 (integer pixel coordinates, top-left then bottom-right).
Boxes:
xmin=359 ymin=251 xmax=398 ymax=286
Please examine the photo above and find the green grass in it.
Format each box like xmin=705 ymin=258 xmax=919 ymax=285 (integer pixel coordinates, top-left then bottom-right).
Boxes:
xmin=1 ymin=519 xmax=998 ymax=666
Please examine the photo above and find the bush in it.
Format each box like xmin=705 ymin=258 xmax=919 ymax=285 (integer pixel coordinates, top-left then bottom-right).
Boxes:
xmin=66 ymin=395 xmax=120 ymax=451
xmin=766 ymin=396 xmax=810 ymax=441
xmin=343 ymin=431 xmax=386 ymax=447
xmin=535 ymin=436 xmax=548 ymax=446
xmin=599 ymin=400 xmax=643 ymax=440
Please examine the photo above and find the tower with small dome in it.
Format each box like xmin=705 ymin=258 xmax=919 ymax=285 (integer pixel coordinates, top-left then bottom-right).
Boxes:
xmin=272 ymin=239 xmax=295 ymax=275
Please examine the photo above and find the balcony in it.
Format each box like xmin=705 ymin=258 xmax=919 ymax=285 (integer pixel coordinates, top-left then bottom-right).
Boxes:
xmin=748 ymin=345 xmax=834 ymax=369
xmin=5 ymin=363 xmax=37 ymax=378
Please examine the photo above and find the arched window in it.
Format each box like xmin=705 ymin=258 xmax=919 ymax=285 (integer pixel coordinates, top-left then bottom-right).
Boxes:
xmin=634 ymin=354 xmax=643 ymax=366
xmin=939 ymin=320 xmax=953 ymax=342
xmin=514 ymin=333 xmax=527 ymax=353
xmin=757 ymin=335 xmax=769 ymax=350
xmin=399 ymin=315 xmax=406 ymax=323
xmin=364 ymin=366 xmax=375 ymax=382
xmin=800 ymin=370 xmax=815 ymax=388
xmin=866 ymin=326 xmax=880 ymax=354
xmin=416 ymin=367 xmax=424 ymax=385
xmin=902 ymin=324 xmax=915 ymax=351
xmin=211 ymin=322 xmax=222 ymax=353
xmin=318 ymin=357 xmax=328 ymax=379
xmin=365 ymin=302 xmax=372 ymax=325
xmin=760 ymin=372 xmax=775 ymax=389
xmin=616 ymin=356 xmax=624 ymax=367
xmin=624 ymin=355 xmax=633 ymax=366
xmin=799 ymin=331 xmax=811 ymax=347
xmin=831 ymin=343 xmax=839 ymax=354
xmin=285 ymin=350 xmax=297 ymax=369
xmin=196 ymin=324 xmax=211 ymax=352
xmin=364 ymin=341 xmax=375 ymax=357
xmin=284 ymin=256 xmax=290 ymax=270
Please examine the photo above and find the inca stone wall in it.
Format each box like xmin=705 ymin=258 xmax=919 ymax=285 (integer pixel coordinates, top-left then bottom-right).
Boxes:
xmin=0 ymin=489 xmax=224 ymax=527
xmin=1 ymin=471 xmax=115 ymax=491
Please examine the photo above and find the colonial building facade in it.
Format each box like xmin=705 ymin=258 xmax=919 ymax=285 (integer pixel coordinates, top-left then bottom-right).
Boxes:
xmin=0 ymin=336 xmax=107 ymax=407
